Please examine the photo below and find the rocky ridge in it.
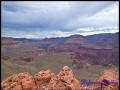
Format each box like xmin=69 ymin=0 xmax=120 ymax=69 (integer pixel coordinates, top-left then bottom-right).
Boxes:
xmin=1 ymin=66 xmax=81 ymax=90
xmin=1 ymin=66 xmax=119 ymax=90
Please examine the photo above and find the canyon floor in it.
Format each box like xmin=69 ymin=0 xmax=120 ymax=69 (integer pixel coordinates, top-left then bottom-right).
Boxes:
xmin=1 ymin=51 xmax=118 ymax=81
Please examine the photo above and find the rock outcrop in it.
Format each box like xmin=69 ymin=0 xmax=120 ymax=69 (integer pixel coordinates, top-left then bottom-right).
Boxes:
xmin=48 ymin=66 xmax=81 ymax=90
xmin=94 ymin=69 xmax=119 ymax=90
xmin=1 ymin=37 xmax=19 ymax=45
xmin=33 ymin=70 xmax=55 ymax=90
xmin=1 ymin=66 xmax=81 ymax=90
xmin=21 ymin=76 xmax=36 ymax=90
xmin=1 ymin=70 xmax=54 ymax=90
xmin=84 ymin=69 xmax=119 ymax=90
xmin=95 ymin=69 xmax=119 ymax=82
xmin=34 ymin=70 xmax=55 ymax=85
xmin=1 ymin=72 xmax=31 ymax=90
xmin=73 ymin=47 xmax=119 ymax=66
xmin=1 ymin=67 xmax=118 ymax=90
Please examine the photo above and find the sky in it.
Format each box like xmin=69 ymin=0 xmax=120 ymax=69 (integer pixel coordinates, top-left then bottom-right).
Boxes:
xmin=2 ymin=1 xmax=119 ymax=38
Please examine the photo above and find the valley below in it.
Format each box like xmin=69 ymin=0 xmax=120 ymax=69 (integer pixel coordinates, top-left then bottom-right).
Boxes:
xmin=1 ymin=32 xmax=119 ymax=82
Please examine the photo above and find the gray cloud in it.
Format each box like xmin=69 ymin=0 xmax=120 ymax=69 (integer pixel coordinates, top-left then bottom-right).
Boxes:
xmin=2 ymin=1 xmax=119 ymax=38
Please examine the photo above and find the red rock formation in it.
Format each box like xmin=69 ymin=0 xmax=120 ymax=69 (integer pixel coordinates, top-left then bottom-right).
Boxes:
xmin=34 ymin=70 xmax=55 ymax=86
xmin=95 ymin=69 xmax=119 ymax=82
xmin=91 ymin=69 xmax=119 ymax=90
xmin=1 ymin=37 xmax=19 ymax=45
xmin=3 ymin=67 xmax=118 ymax=90
xmin=48 ymin=66 xmax=81 ymax=90
xmin=48 ymin=43 xmax=80 ymax=52
xmin=81 ymin=69 xmax=119 ymax=90
xmin=73 ymin=47 xmax=119 ymax=66
xmin=1 ymin=66 xmax=81 ymax=90
xmin=21 ymin=76 xmax=36 ymax=90
xmin=1 ymin=70 xmax=55 ymax=90
xmin=1 ymin=72 xmax=30 ymax=90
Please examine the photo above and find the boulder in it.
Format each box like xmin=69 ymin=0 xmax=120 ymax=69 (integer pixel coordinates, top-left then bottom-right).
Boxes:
xmin=95 ymin=69 xmax=119 ymax=83
xmin=34 ymin=70 xmax=55 ymax=85
xmin=48 ymin=66 xmax=81 ymax=90
xmin=1 ymin=66 xmax=81 ymax=90
xmin=1 ymin=72 xmax=30 ymax=90
xmin=21 ymin=76 xmax=36 ymax=90
xmin=94 ymin=69 xmax=119 ymax=90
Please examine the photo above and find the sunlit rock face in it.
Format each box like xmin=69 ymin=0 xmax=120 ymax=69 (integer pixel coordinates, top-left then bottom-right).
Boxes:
xmin=1 ymin=72 xmax=31 ymax=90
xmin=1 ymin=66 xmax=81 ymax=90
xmin=1 ymin=67 xmax=118 ymax=90
xmin=94 ymin=69 xmax=119 ymax=90
xmin=34 ymin=70 xmax=55 ymax=85
xmin=95 ymin=69 xmax=119 ymax=82
xmin=1 ymin=70 xmax=54 ymax=90
xmin=48 ymin=66 xmax=81 ymax=90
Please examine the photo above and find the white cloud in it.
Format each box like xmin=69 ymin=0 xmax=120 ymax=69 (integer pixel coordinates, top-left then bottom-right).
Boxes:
xmin=2 ymin=26 xmax=118 ymax=38
xmin=64 ymin=2 xmax=118 ymax=30
xmin=2 ymin=1 xmax=119 ymax=38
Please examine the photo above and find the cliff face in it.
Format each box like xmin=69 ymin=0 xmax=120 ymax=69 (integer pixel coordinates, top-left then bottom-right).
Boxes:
xmin=1 ymin=37 xmax=19 ymax=45
xmin=1 ymin=66 xmax=119 ymax=90
xmin=73 ymin=47 xmax=119 ymax=68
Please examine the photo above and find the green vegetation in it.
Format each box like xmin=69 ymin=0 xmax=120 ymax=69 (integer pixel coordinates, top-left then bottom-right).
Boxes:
xmin=1 ymin=44 xmax=118 ymax=80
xmin=1 ymin=51 xmax=118 ymax=81
xmin=2 ymin=56 xmax=10 ymax=60
xmin=1 ymin=59 xmax=38 ymax=80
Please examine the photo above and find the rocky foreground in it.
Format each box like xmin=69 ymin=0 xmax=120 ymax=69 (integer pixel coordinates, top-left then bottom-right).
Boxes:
xmin=1 ymin=66 xmax=119 ymax=90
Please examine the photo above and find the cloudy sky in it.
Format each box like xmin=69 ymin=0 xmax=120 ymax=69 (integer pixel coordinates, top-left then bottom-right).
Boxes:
xmin=2 ymin=1 xmax=119 ymax=38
